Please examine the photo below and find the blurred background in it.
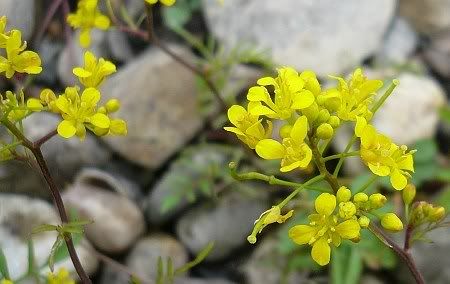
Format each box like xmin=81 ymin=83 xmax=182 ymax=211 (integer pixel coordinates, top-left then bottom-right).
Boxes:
xmin=0 ymin=0 xmax=450 ymax=283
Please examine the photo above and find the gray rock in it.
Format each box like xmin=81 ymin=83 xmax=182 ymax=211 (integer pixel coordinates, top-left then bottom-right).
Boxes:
xmin=62 ymin=173 xmax=145 ymax=254
xmin=57 ymin=29 xmax=109 ymax=87
xmin=0 ymin=194 xmax=98 ymax=279
xmin=107 ymin=30 xmax=134 ymax=62
xmin=0 ymin=0 xmax=35 ymax=40
xmin=376 ymin=17 xmax=418 ymax=65
xmin=144 ymin=145 xmax=238 ymax=225
xmin=174 ymin=278 xmax=237 ymax=284
xmin=100 ymin=45 xmax=201 ymax=168
xmin=424 ymin=32 xmax=450 ymax=77
xmin=202 ymin=0 xmax=396 ymax=76
xmin=176 ymin=193 xmax=268 ymax=261
xmin=400 ymin=0 xmax=450 ymax=35
xmin=36 ymin=37 xmax=65 ymax=85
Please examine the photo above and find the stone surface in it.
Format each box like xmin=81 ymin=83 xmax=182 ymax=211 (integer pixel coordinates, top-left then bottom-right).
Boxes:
xmin=376 ymin=17 xmax=418 ymax=65
xmin=0 ymin=194 xmax=98 ymax=279
xmin=373 ymin=72 xmax=446 ymax=145
xmin=0 ymin=0 xmax=35 ymax=40
xmin=400 ymin=0 xmax=450 ymax=35
xmin=36 ymin=37 xmax=65 ymax=85
xmin=176 ymin=193 xmax=268 ymax=261
xmin=100 ymin=45 xmax=201 ymax=168
xmin=202 ymin=0 xmax=396 ymax=76
xmin=62 ymin=173 xmax=145 ymax=253
xmin=424 ymin=32 xmax=450 ymax=77
xmin=107 ymin=30 xmax=134 ymax=62
xmin=174 ymin=278 xmax=237 ymax=284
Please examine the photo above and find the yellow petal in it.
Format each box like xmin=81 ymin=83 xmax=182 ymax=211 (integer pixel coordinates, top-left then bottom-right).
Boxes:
xmin=223 ymin=126 xmax=245 ymax=136
xmin=227 ymin=105 xmax=247 ymax=126
xmin=291 ymin=90 xmax=314 ymax=109
xmin=247 ymin=86 xmax=270 ymax=103
xmin=55 ymin=96 xmax=69 ymax=113
xmin=311 ymin=237 xmax=331 ymax=266
xmin=255 ymin=139 xmax=285 ymax=160
xmin=290 ymin=116 xmax=308 ymax=142
xmin=249 ymin=104 xmax=276 ymax=116
xmin=397 ymin=154 xmax=414 ymax=172
xmin=90 ymin=113 xmax=110 ymax=128
xmin=368 ymin=163 xmax=390 ymax=176
xmin=94 ymin=15 xmax=110 ymax=30
xmin=161 ymin=0 xmax=176 ymax=5
xmin=355 ymin=116 xmax=367 ymax=137
xmin=336 ymin=219 xmax=360 ymax=239
xmin=79 ymin=28 xmax=91 ymax=48
xmin=26 ymin=98 xmax=43 ymax=111
xmin=390 ymin=169 xmax=407 ymax=190
xmin=280 ymin=161 xmax=303 ymax=172
xmin=110 ymin=119 xmax=127 ymax=135
xmin=257 ymin=76 xmax=276 ymax=86
xmin=288 ymin=225 xmax=316 ymax=245
xmin=81 ymin=88 xmax=100 ymax=105
xmin=315 ymin=193 xmax=336 ymax=216
xmin=57 ymin=120 xmax=76 ymax=138
xmin=73 ymin=67 xmax=92 ymax=78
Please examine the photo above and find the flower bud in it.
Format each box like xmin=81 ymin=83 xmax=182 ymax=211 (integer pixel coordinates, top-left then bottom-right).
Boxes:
xmin=317 ymin=109 xmax=330 ymax=123
xmin=302 ymin=102 xmax=319 ymax=123
xmin=381 ymin=213 xmax=403 ymax=232
xmin=316 ymin=123 xmax=334 ymax=140
xmin=328 ymin=116 xmax=340 ymax=128
xmin=354 ymin=192 xmax=368 ymax=203
xmin=410 ymin=202 xmax=426 ymax=225
xmin=337 ymin=186 xmax=352 ymax=203
xmin=358 ymin=216 xmax=370 ymax=228
xmin=402 ymin=184 xmax=416 ymax=205
xmin=339 ymin=202 xmax=357 ymax=219
xmin=369 ymin=193 xmax=387 ymax=209
xmin=97 ymin=106 xmax=107 ymax=114
xmin=279 ymin=124 xmax=292 ymax=139
xmin=323 ymin=89 xmax=341 ymax=111
xmin=428 ymin=206 xmax=445 ymax=222
xmin=105 ymin=99 xmax=120 ymax=113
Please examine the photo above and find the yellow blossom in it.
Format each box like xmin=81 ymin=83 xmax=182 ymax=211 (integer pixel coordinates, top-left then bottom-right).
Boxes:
xmin=0 ymin=30 xmax=42 ymax=78
xmin=67 ymin=0 xmax=110 ymax=48
xmin=47 ymin=268 xmax=75 ymax=284
xmin=0 ymin=16 xmax=10 ymax=48
xmin=355 ymin=116 xmax=415 ymax=190
xmin=381 ymin=213 xmax=403 ymax=232
xmin=256 ymin=116 xmax=312 ymax=172
xmin=145 ymin=0 xmax=176 ymax=5
xmin=73 ymin=51 xmax=116 ymax=88
xmin=289 ymin=193 xmax=361 ymax=266
xmin=247 ymin=67 xmax=315 ymax=120
xmin=224 ymin=103 xmax=272 ymax=149
xmin=330 ymin=68 xmax=383 ymax=121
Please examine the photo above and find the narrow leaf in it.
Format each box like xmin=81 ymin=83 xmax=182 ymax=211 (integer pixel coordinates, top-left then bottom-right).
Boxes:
xmin=344 ymin=246 xmax=363 ymax=284
xmin=32 ymin=224 xmax=58 ymax=234
xmin=48 ymin=236 xmax=64 ymax=272
xmin=175 ymin=242 xmax=214 ymax=275
xmin=0 ymin=247 xmax=10 ymax=279
xmin=156 ymin=256 xmax=164 ymax=284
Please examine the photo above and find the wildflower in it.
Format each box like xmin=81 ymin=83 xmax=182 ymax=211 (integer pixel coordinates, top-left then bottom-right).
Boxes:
xmin=247 ymin=67 xmax=314 ymax=120
xmin=47 ymin=267 xmax=75 ymax=284
xmin=54 ymin=87 xmax=110 ymax=139
xmin=73 ymin=51 xmax=116 ymax=88
xmin=256 ymin=116 xmax=312 ymax=172
xmin=0 ymin=16 xmax=9 ymax=48
xmin=368 ymin=193 xmax=387 ymax=209
xmin=1 ymin=90 xmax=42 ymax=121
xmin=224 ymin=103 xmax=272 ymax=149
xmin=330 ymin=68 xmax=383 ymax=121
xmin=145 ymin=0 xmax=176 ymax=5
xmin=355 ymin=116 xmax=415 ymax=190
xmin=39 ymin=89 xmax=59 ymax=113
xmin=0 ymin=30 xmax=42 ymax=78
xmin=381 ymin=213 xmax=403 ymax=232
xmin=67 ymin=0 xmax=110 ymax=48
xmin=247 ymin=206 xmax=293 ymax=244
xmin=336 ymin=186 xmax=351 ymax=203
xmin=402 ymin=184 xmax=416 ymax=205
xmin=289 ymin=193 xmax=361 ymax=265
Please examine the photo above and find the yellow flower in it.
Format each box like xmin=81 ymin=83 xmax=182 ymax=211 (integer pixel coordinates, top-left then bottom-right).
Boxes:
xmin=0 ymin=30 xmax=42 ymax=78
xmin=0 ymin=16 xmax=10 ymax=48
xmin=47 ymin=268 xmax=75 ymax=284
xmin=247 ymin=67 xmax=315 ymax=120
xmin=55 ymin=87 xmax=110 ymax=139
xmin=73 ymin=51 xmax=116 ymax=88
xmin=289 ymin=193 xmax=361 ymax=266
xmin=355 ymin=117 xmax=414 ymax=190
xmin=330 ymin=68 xmax=383 ymax=122
xmin=67 ymin=0 xmax=110 ymax=48
xmin=256 ymin=116 xmax=312 ymax=172
xmin=145 ymin=0 xmax=176 ymax=6
xmin=224 ymin=103 xmax=272 ymax=149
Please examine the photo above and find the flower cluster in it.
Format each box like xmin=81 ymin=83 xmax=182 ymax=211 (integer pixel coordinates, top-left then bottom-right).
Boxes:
xmin=0 ymin=16 xmax=42 ymax=78
xmin=67 ymin=0 xmax=110 ymax=48
xmin=47 ymin=268 xmax=75 ymax=284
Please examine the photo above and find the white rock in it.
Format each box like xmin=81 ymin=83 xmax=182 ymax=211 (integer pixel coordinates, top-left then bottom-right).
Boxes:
xmin=400 ymin=0 xmax=450 ymax=35
xmin=0 ymin=0 xmax=35 ymax=40
xmin=202 ymin=0 xmax=396 ymax=76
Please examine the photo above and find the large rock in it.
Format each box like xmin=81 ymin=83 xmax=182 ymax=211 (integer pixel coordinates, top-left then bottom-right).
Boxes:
xmin=424 ymin=32 xmax=450 ymax=77
xmin=202 ymin=0 xmax=396 ymax=76
xmin=176 ymin=193 xmax=268 ymax=261
xmin=400 ymin=0 xmax=450 ymax=35
xmin=100 ymin=45 xmax=201 ymax=168
xmin=62 ymin=170 xmax=145 ymax=254
xmin=0 ymin=194 xmax=98 ymax=279
xmin=0 ymin=0 xmax=35 ymax=40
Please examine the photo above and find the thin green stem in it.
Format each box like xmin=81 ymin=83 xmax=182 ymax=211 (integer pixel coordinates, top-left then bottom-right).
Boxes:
xmin=333 ymin=135 xmax=357 ymax=177
xmin=355 ymin=175 xmax=378 ymax=193
xmin=370 ymin=79 xmax=400 ymax=114
xmin=277 ymin=175 xmax=325 ymax=209
xmin=310 ymin=139 xmax=340 ymax=193
xmin=323 ymin=151 xmax=360 ymax=162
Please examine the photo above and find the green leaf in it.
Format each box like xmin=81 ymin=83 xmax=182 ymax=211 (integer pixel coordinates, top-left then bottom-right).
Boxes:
xmin=156 ymin=257 xmax=164 ymax=284
xmin=344 ymin=246 xmax=363 ymax=284
xmin=359 ymin=229 xmax=396 ymax=269
xmin=439 ymin=106 xmax=450 ymax=124
xmin=48 ymin=235 xmax=64 ymax=272
xmin=32 ymin=224 xmax=58 ymax=234
xmin=332 ymin=244 xmax=363 ymax=284
xmin=49 ymin=232 xmax=83 ymax=267
xmin=0 ymin=247 xmax=10 ymax=279
xmin=160 ymin=195 xmax=181 ymax=214
xmin=175 ymin=242 xmax=214 ymax=275
xmin=436 ymin=187 xmax=450 ymax=212
xmin=162 ymin=3 xmax=191 ymax=30
xmin=331 ymin=245 xmax=345 ymax=284
xmin=166 ymin=258 xmax=174 ymax=284
xmin=436 ymin=168 xmax=450 ymax=182
xmin=413 ymin=139 xmax=437 ymax=163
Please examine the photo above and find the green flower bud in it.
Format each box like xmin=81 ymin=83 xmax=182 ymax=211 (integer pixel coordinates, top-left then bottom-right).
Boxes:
xmin=402 ymin=184 xmax=416 ymax=205
xmin=410 ymin=202 xmax=426 ymax=226
xmin=339 ymin=202 xmax=357 ymax=219
xmin=354 ymin=192 xmax=369 ymax=203
xmin=429 ymin=206 xmax=445 ymax=222
xmin=279 ymin=124 xmax=292 ymax=139
xmin=381 ymin=213 xmax=403 ymax=232
xmin=328 ymin=116 xmax=340 ymax=128
xmin=358 ymin=216 xmax=370 ymax=228
xmin=337 ymin=186 xmax=352 ymax=203
xmin=316 ymin=123 xmax=334 ymax=140
xmin=317 ymin=109 xmax=330 ymax=123
xmin=369 ymin=193 xmax=387 ymax=209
